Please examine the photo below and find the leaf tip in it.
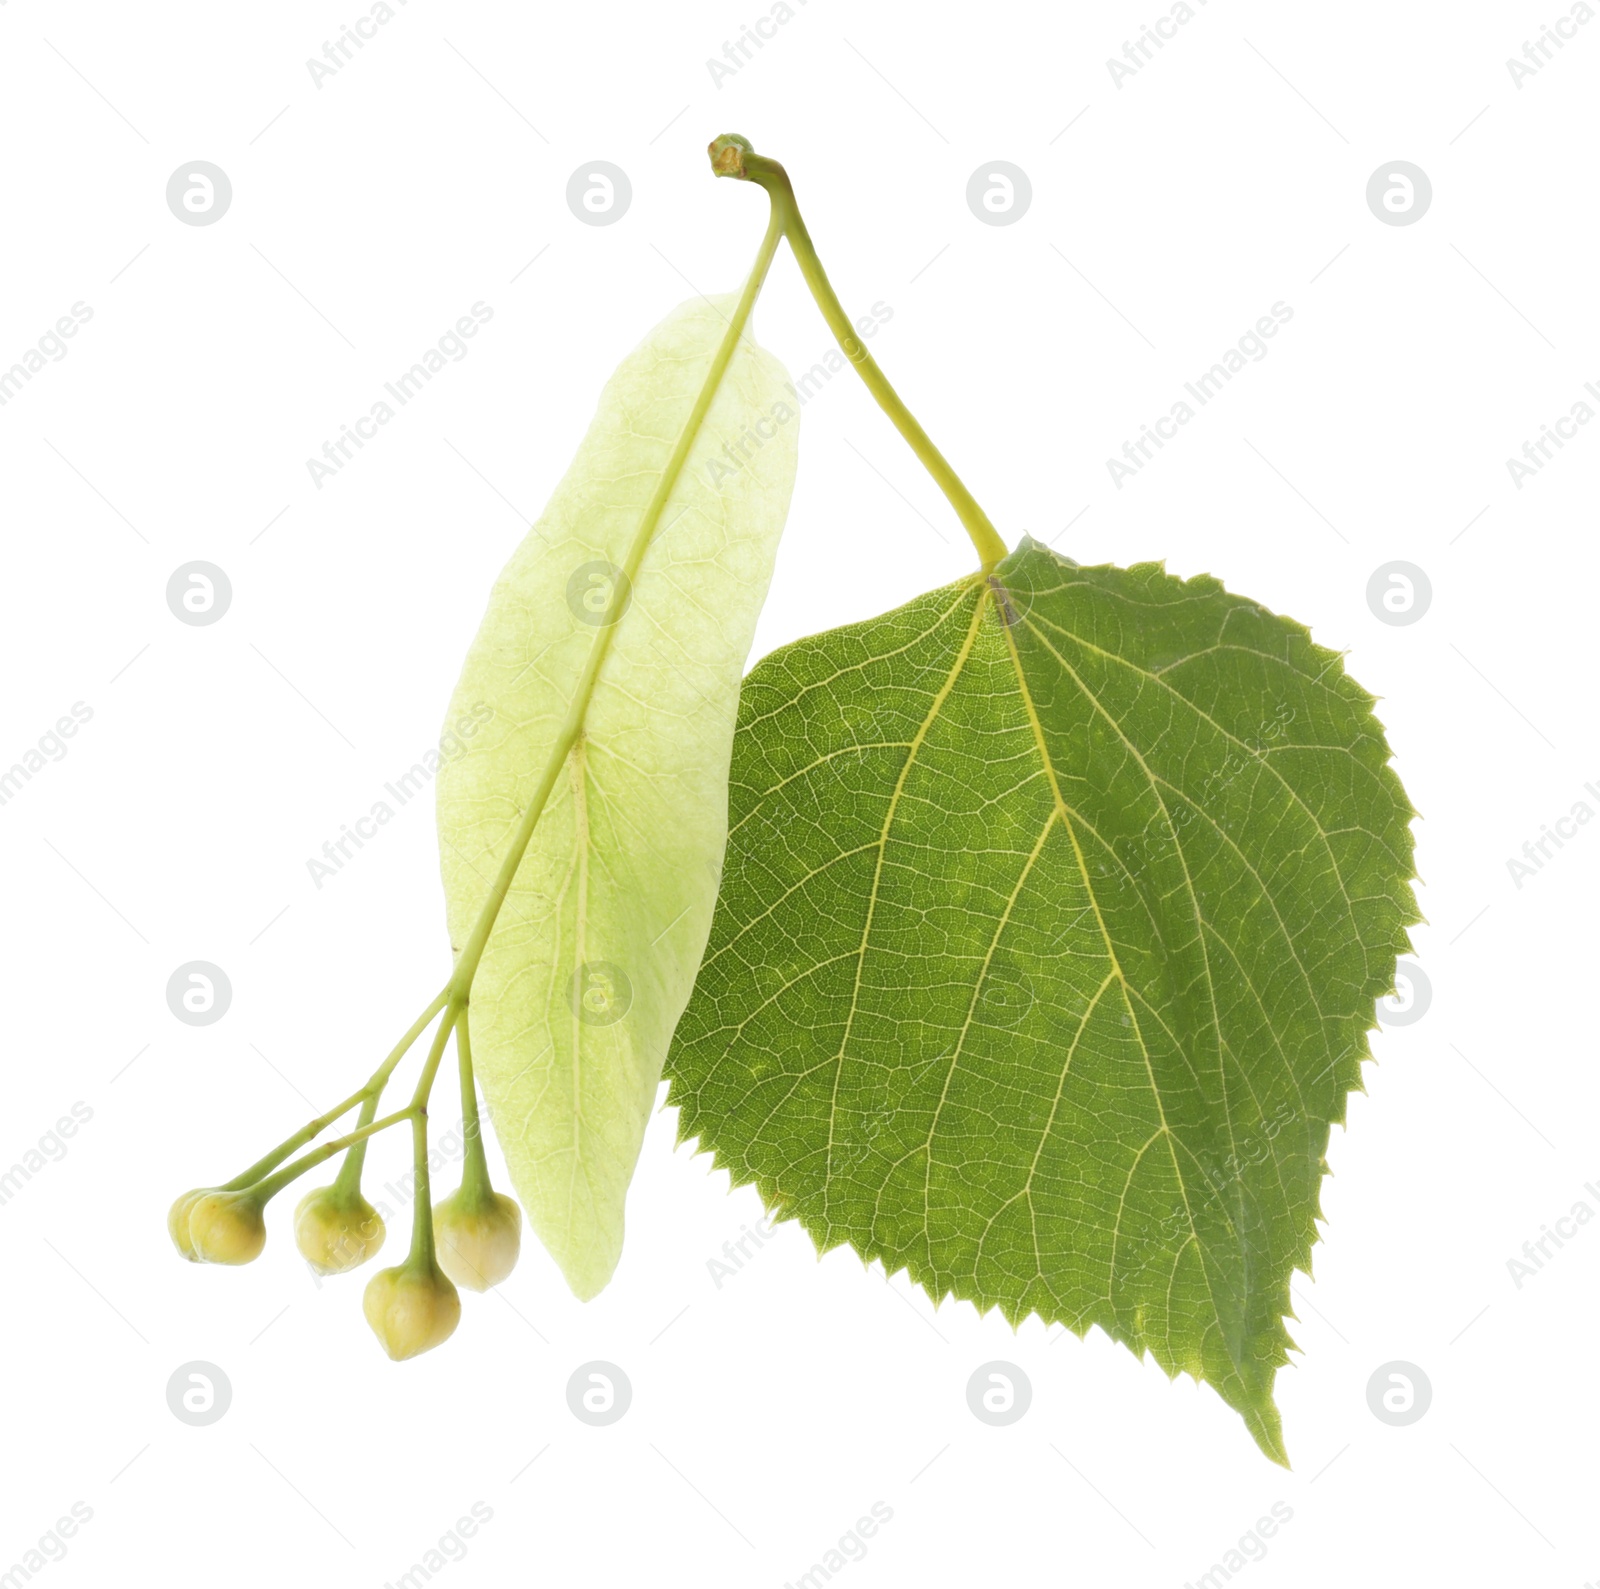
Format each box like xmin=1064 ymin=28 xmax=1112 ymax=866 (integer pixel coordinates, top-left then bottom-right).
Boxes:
xmin=1243 ymin=1400 xmax=1291 ymax=1469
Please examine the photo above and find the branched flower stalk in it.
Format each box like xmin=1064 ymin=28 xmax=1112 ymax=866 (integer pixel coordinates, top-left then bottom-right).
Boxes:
xmin=170 ymin=133 xmax=1001 ymax=1357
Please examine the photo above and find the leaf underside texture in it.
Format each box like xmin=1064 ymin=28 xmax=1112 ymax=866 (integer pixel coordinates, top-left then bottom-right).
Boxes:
xmin=667 ymin=536 xmax=1419 ymax=1461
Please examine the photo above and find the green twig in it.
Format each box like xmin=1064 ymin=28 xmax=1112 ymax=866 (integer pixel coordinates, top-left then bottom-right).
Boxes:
xmin=711 ymin=136 xmax=1008 ymax=572
xmin=223 ymin=986 xmax=451 ymax=1192
xmin=250 ymin=1108 xmax=418 ymax=1203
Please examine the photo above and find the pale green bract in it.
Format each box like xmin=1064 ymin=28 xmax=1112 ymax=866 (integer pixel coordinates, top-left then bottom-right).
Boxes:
xmin=668 ymin=538 xmax=1419 ymax=1461
xmin=436 ymin=295 xmax=799 ymax=1300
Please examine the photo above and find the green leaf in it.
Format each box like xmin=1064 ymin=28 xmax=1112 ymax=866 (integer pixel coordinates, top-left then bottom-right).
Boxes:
xmin=667 ymin=535 xmax=1418 ymax=1460
xmin=437 ymin=295 xmax=799 ymax=1299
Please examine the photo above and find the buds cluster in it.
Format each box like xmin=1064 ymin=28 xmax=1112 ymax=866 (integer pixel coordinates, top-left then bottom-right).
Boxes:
xmin=168 ymin=1176 xmax=521 ymax=1361
xmin=167 ymin=1000 xmax=524 ymax=1362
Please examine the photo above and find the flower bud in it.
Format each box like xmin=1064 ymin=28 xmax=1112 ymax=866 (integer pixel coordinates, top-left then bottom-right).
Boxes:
xmin=362 ymin=1263 xmax=461 ymax=1360
xmin=432 ymin=1190 xmax=522 ymax=1292
xmin=187 ymin=1189 xmax=267 ymax=1265
xmin=168 ymin=1188 xmax=210 ymax=1262
xmin=294 ymin=1185 xmax=386 ymax=1276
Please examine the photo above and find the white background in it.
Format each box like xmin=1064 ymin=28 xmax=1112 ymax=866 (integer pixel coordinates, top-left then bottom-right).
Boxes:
xmin=1 ymin=1 xmax=1596 ymax=1585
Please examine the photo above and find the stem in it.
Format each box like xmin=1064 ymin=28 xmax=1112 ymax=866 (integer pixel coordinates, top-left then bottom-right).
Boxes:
xmin=222 ymin=1086 xmax=370 ymax=1193
xmin=714 ymin=141 xmax=1008 ymax=572
xmin=408 ymin=1114 xmax=437 ymax=1269
xmin=224 ymin=986 xmax=451 ymax=1192
xmin=445 ymin=204 xmax=787 ymax=998
xmin=409 ymin=1002 xmax=460 ymax=1111
xmin=335 ymin=987 xmax=451 ymax=1198
xmin=455 ymin=1010 xmax=493 ymax=1204
xmin=405 ymin=1002 xmax=462 ymax=1268
xmin=243 ymin=1004 xmax=462 ymax=1225
xmin=251 ymin=1108 xmax=417 ymax=1203
xmin=330 ymin=1097 xmax=376 ymax=1201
